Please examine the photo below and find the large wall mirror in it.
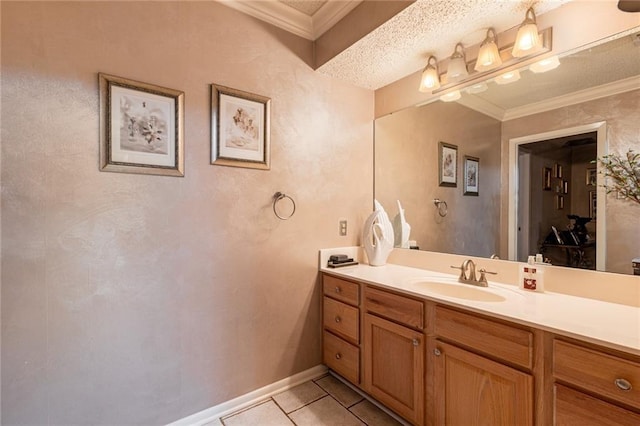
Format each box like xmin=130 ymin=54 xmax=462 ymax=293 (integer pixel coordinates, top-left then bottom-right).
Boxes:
xmin=375 ymin=28 xmax=640 ymax=275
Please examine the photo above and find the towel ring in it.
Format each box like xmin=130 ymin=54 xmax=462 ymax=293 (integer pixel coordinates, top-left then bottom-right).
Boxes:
xmin=433 ymin=198 xmax=448 ymax=217
xmin=273 ymin=192 xmax=296 ymax=220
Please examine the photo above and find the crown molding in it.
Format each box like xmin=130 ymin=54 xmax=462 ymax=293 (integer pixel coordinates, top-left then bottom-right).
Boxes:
xmin=503 ymin=76 xmax=640 ymax=121
xmin=457 ymin=76 xmax=640 ymax=122
xmin=456 ymin=95 xmax=506 ymax=121
xmin=312 ymin=1 xmax=361 ymax=39
xmin=219 ymin=1 xmax=361 ymax=41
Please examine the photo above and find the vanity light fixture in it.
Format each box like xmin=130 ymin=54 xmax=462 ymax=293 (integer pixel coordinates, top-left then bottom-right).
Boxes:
xmin=494 ymin=69 xmax=521 ymax=85
xmin=512 ymin=7 xmax=543 ymax=57
xmin=446 ymin=43 xmax=469 ymax=83
xmin=439 ymin=90 xmax=461 ymax=102
xmin=465 ymin=82 xmax=488 ymax=94
xmin=419 ymin=55 xmax=441 ymax=92
xmin=474 ymin=28 xmax=502 ymax=72
xmin=529 ymin=55 xmax=561 ymax=73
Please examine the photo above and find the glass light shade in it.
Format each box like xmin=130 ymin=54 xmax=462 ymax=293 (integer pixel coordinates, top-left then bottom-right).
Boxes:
xmin=474 ymin=29 xmax=502 ymax=72
xmin=512 ymin=8 xmax=542 ymax=58
xmin=494 ymin=69 xmax=521 ymax=85
xmin=466 ymin=82 xmax=488 ymax=94
xmin=418 ymin=56 xmax=440 ymax=92
xmin=446 ymin=43 xmax=469 ymax=83
xmin=529 ymin=55 xmax=560 ymax=73
xmin=439 ymin=90 xmax=461 ymax=102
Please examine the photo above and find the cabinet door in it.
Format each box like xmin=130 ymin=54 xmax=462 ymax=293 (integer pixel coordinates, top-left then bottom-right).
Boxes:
xmin=432 ymin=340 xmax=533 ymax=426
xmin=554 ymin=384 xmax=640 ymax=426
xmin=363 ymin=313 xmax=424 ymax=425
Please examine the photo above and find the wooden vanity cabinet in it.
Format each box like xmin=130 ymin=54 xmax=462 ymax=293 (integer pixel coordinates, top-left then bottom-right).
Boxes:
xmin=322 ymin=275 xmax=361 ymax=385
xmin=429 ymin=306 xmax=534 ymax=426
xmin=552 ymin=338 xmax=640 ymax=425
xmin=321 ymin=273 xmax=639 ymax=426
xmin=363 ymin=286 xmax=425 ymax=426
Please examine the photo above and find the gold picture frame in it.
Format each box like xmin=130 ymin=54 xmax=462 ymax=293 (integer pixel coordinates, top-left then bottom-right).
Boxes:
xmin=99 ymin=73 xmax=184 ymax=177
xmin=211 ymin=84 xmax=271 ymax=170
xmin=438 ymin=141 xmax=458 ymax=187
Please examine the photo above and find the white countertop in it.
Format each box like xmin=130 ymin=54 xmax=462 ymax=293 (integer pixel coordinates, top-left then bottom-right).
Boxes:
xmin=320 ymin=263 xmax=640 ymax=356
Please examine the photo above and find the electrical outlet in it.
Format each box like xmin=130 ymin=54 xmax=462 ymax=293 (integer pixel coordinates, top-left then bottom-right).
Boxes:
xmin=339 ymin=219 xmax=347 ymax=236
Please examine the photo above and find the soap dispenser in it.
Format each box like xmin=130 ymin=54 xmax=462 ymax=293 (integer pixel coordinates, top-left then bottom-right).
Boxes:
xmin=519 ymin=256 xmax=544 ymax=292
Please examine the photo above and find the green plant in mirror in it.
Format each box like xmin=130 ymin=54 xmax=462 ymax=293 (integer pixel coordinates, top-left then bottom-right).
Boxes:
xmin=598 ymin=150 xmax=640 ymax=205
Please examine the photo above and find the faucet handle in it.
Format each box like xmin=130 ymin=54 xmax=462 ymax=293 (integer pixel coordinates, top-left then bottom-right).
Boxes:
xmin=478 ymin=268 xmax=497 ymax=284
xmin=450 ymin=265 xmax=466 ymax=280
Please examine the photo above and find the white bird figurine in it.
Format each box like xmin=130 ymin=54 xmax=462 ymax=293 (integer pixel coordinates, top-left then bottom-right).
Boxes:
xmin=392 ymin=200 xmax=411 ymax=249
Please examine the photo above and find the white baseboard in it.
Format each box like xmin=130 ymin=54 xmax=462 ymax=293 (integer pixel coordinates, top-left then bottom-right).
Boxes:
xmin=167 ymin=364 xmax=328 ymax=426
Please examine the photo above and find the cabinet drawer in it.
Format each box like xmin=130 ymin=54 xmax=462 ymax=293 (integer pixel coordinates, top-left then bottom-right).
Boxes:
xmin=364 ymin=286 xmax=424 ymax=330
xmin=323 ymin=275 xmax=359 ymax=306
xmin=323 ymin=331 xmax=359 ymax=385
xmin=323 ymin=296 xmax=359 ymax=343
xmin=435 ymin=306 xmax=533 ymax=369
xmin=555 ymin=384 xmax=640 ymax=426
xmin=553 ymin=340 xmax=640 ymax=410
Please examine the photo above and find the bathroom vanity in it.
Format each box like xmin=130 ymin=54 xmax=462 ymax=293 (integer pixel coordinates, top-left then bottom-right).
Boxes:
xmin=320 ymin=260 xmax=640 ymax=426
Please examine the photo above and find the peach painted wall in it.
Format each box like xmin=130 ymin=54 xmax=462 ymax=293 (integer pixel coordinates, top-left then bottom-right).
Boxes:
xmin=501 ymin=90 xmax=640 ymax=275
xmin=375 ymin=101 xmax=501 ymax=256
xmin=1 ymin=2 xmax=372 ymax=424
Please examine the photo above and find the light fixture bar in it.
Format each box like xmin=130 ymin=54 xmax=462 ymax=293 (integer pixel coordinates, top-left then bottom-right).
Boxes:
xmin=433 ymin=27 xmax=552 ymax=96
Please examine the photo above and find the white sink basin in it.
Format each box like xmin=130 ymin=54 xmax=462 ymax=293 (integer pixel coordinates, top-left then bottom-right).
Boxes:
xmin=416 ymin=281 xmax=507 ymax=302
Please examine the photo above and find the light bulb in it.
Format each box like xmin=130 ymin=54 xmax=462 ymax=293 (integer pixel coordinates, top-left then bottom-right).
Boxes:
xmin=494 ymin=69 xmax=521 ymax=85
xmin=512 ymin=8 xmax=542 ymax=58
xmin=418 ymin=56 xmax=441 ymax=92
xmin=466 ymin=82 xmax=488 ymax=94
xmin=474 ymin=29 xmax=502 ymax=72
xmin=446 ymin=43 xmax=469 ymax=83
xmin=439 ymin=90 xmax=461 ymax=102
xmin=530 ymin=55 xmax=560 ymax=73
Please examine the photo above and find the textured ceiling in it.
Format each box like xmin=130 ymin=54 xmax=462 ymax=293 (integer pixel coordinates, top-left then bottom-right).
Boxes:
xmin=280 ymin=0 xmax=328 ymax=16
xmin=317 ymin=0 xmax=572 ymax=90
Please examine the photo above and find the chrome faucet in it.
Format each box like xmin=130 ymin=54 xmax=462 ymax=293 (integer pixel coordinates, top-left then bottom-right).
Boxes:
xmin=451 ymin=259 xmax=496 ymax=287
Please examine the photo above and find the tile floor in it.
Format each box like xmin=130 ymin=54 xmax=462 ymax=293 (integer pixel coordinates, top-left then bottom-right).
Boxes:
xmin=215 ymin=374 xmax=406 ymax=426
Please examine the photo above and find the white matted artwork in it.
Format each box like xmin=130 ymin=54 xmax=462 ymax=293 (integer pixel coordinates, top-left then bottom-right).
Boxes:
xmin=211 ymin=84 xmax=270 ymax=170
xmin=99 ymin=73 xmax=184 ymax=177
xmin=438 ymin=141 xmax=458 ymax=187
xmin=463 ymin=155 xmax=479 ymax=196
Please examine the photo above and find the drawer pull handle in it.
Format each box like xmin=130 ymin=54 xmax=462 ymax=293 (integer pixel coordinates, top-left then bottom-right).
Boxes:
xmin=334 ymin=316 xmax=341 ymax=323
xmin=614 ymin=378 xmax=632 ymax=391
xmin=335 ymin=353 xmax=342 ymax=360
xmin=412 ymin=338 xmax=420 ymax=347
xmin=434 ymin=348 xmax=441 ymax=356
xmin=335 ymin=287 xmax=342 ymax=294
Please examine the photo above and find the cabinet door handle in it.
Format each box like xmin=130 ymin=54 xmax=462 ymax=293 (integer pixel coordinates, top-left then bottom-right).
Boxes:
xmin=335 ymin=353 xmax=342 ymax=360
xmin=614 ymin=378 xmax=632 ymax=391
xmin=434 ymin=348 xmax=441 ymax=356
xmin=334 ymin=316 xmax=341 ymax=323
xmin=412 ymin=338 xmax=420 ymax=347
xmin=335 ymin=286 xmax=342 ymax=294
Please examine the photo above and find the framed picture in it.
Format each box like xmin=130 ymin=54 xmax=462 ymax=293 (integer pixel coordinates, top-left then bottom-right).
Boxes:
xmin=553 ymin=163 xmax=563 ymax=178
xmin=99 ymin=73 xmax=184 ymax=177
xmin=586 ymin=167 xmax=597 ymax=186
xmin=563 ymin=180 xmax=569 ymax=194
xmin=463 ymin=156 xmax=479 ymax=196
xmin=438 ymin=142 xmax=458 ymax=187
xmin=211 ymin=84 xmax=270 ymax=170
xmin=589 ymin=190 xmax=597 ymax=220
xmin=556 ymin=195 xmax=564 ymax=210
xmin=542 ymin=167 xmax=552 ymax=190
